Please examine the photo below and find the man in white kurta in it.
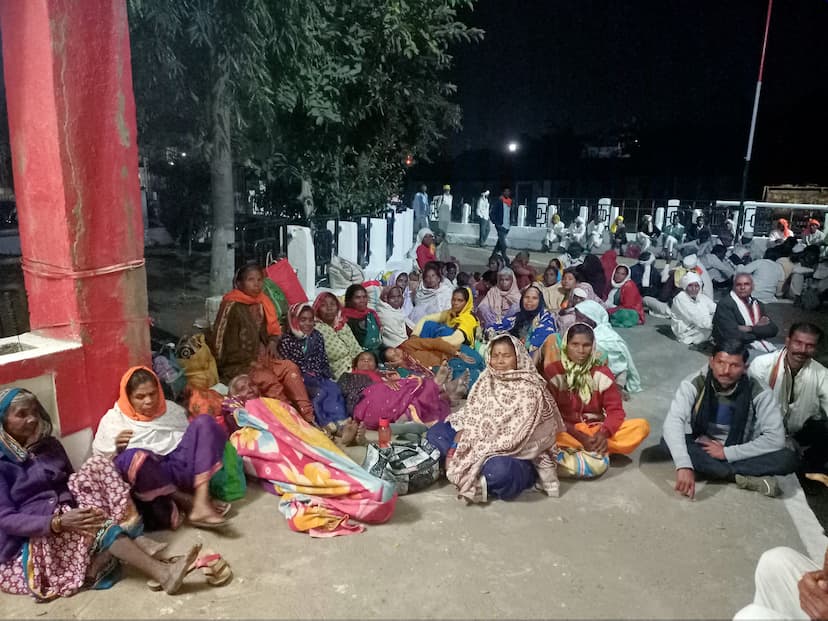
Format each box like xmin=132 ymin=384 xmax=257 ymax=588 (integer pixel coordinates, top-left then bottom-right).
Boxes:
xmin=748 ymin=322 xmax=828 ymax=476
xmin=670 ymin=272 xmax=717 ymax=345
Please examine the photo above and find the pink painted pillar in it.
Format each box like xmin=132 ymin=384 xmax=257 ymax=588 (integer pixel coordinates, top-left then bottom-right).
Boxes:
xmin=0 ymin=0 xmax=150 ymax=432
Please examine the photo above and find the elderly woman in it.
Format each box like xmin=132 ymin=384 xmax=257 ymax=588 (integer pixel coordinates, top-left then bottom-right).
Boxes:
xmin=211 ymin=262 xmax=313 ymax=420
xmin=93 ymin=367 xmax=229 ymax=531
xmin=342 ymin=284 xmax=383 ymax=354
xmin=544 ymin=324 xmax=650 ymax=462
xmin=477 ymin=267 xmax=521 ymax=328
xmin=415 ymin=228 xmax=437 ymax=269
xmin=491 ymin=283 xmax=558 ymax=358
xmin=540 ymin=264 xmax=566 ymax=311
xmin=221 ymin=378 xmax=395 ymax=536
xmin=605 ymin=264 xmax=645 ymax=327
xmin=279 ymin=303 xmax=349 ymax=432
xmin=313 ymin=292 xmax=364 ymax=380
xmin=410 ymin=262 xmax=455 ymax=324
xmin=426 ymin=334 xmax=564 ymax=503
xmin=510 ymin=251 xmax=538 ymax=290
xmin=0 ymin=388 xmax=202 ymax=598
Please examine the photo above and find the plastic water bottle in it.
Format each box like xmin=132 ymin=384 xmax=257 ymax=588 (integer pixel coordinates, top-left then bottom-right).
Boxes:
xmin=378 ymin=418 xmax=391 ymax=448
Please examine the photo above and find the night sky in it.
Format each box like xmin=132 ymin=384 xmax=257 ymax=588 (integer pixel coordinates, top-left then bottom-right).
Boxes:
xmin=450 ymin=0 xmax=828 ymax=156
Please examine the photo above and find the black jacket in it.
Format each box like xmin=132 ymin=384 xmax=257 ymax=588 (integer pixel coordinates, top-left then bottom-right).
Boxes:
xmin=712 ymin=293 xmax=778 ymax=346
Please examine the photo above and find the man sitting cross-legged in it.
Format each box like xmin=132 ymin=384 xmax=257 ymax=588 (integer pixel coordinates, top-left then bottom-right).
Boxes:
xmin=661 ymin=339 xmax=799 ymax=499
xmin=749 ymin=322 xmax=828 ymax=493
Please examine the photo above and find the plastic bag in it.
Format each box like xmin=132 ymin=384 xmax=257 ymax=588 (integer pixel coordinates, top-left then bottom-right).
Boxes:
xmin=176 ymin=333 xmax=219 ymax=390
xmin=328 ymin=255 xmax=365 ymax=290
xmin=265 ymin=258 xmax=308 ymax=305
xmin=361 ymin=434 xmax=440 ymax=496
xmin=209 ymin=442 xmax=247 ymax=502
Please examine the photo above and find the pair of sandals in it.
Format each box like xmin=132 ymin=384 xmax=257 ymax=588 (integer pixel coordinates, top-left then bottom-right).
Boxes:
xmin=147 ymin=548 xmax=232 ymax=591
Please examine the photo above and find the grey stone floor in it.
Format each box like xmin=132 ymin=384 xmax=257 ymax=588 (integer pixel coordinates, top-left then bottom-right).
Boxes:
xmin=2 ymin=244 xmax=827 ymax=618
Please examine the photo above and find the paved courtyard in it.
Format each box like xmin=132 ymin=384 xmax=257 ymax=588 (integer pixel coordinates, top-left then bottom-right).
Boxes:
xmin=2 ymin=243 xmax=827 ymax=618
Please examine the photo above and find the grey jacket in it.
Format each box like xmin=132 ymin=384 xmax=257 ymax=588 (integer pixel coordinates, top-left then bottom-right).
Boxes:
xmin=662 ymin=367 xmax=786 ymax=470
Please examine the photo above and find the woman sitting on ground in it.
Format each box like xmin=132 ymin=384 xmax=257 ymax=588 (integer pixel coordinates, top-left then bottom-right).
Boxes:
xmin=221 ymin=377 xmax=394 ymax=536
xmin=575 ymin=300 xmax=643 ymax=397
xmin=544 ymin=324 xmax=650 ymax=469
xmin=341 ymin=284 xmax=383 ymax=355
xmin=312 ymin=292 xmax=364 ymax=380
xmin=211 ymin=262 xmax=313 ymax=421
xmin=554 ymin=269 xmax=604 ymax=334
xmin=540 ymin=263 xmax=566 ymax=311
xmin=604 ymin=264 xmax=645 ymax=327
xmin=491 ymin=283 xmax=558 ymax=359
xmin=578 ymin=253 xmax=609 ymax=299
xmin=415 ymin=228 xmax=437 ymax=269
xmin=409 ymin=262 xmax=455 ymax=324
xmin=339 ymin=352 xmax=451 ymax=430
xmin=477 ymin=267 xmax=521 ymax=329
xmin=0 ymin=388 xmax=204 ymax=599
xmin=414 ymin=286 xmax=478 ymax=347
xmin=425 ymin=334 xmax=564 ymax=503
xmin=278 ymin=303 xmax=350 ymax=434
xmin=92 ymin=367 xmax=229 ymax=531
xmin=373 ymin=285 xmax=409 ymax=348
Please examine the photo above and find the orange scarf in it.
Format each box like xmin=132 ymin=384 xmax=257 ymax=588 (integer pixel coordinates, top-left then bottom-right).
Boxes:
xmin=117 ymin=366 xmax=167 ymax=422
xmin=222 ymin=289 xmax=282 ymax=336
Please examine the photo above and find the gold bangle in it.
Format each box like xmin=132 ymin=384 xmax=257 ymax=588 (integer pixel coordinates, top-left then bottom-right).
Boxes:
xmin=51 ymin=515 xmax=62 ymax=534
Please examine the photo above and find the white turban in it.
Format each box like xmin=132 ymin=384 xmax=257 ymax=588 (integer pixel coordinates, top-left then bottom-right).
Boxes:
xmin=679 ymin=272 xmax=702 ymax=290
xmin=682 ymin=254 xmax=698 ymax=269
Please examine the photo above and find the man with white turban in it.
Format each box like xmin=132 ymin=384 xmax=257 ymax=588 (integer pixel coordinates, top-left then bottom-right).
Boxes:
xmin=670 ymin=272 xmax=717 ymax=346
xmin=562 ymin=216 xmax=587 ymax=250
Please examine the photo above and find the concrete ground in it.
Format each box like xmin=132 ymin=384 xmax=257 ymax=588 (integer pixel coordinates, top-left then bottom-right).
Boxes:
xmin=2 ymin=243 xmax=828 ymax=618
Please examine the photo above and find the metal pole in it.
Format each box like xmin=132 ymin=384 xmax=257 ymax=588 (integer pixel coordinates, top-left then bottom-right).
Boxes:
xmin=737 ymin=0 xmax=773 ymax=237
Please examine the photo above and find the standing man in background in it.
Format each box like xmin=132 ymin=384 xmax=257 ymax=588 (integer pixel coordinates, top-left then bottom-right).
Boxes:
xmin=412 ymin=184 xmax=430 ymax=236
xmin=476 ymin=190 xmax=491 ymax=247
xmin=435 ymin=184 xmax=453 ymax=235
xmin=490 ymin=187 xmax=513 ymax=257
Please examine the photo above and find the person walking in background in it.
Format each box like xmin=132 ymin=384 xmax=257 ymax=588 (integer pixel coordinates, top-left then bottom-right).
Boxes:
xmin=412 ymin=184 xmax=430 ymax=236
xmin=476 ymin=190 xmax=491 ymax=247
xmin=435 ymin=184 xmax=453 ymax=235
xmin=490 ymin=187 xmax=513 ymax=256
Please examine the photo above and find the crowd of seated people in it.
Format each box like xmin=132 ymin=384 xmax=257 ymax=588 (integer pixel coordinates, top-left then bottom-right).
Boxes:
xmin=3 ymin=216 xmax=826 ymax=610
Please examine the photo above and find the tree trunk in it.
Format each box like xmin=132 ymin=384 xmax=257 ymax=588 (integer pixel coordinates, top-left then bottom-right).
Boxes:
xmin=208 ymin=83 xmax=235 ymax=297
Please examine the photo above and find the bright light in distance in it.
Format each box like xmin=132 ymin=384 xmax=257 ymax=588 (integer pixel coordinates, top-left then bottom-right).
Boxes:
xmin=180 ymin=152 xmax=188 ymax=157
xmin=507 ymin=142 xmax=518 ymax=153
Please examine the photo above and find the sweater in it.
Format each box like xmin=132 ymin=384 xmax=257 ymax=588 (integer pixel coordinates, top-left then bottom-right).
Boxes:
xmin=0 ymin=438 xmax=75 ymax=562
xmin=662 ymin=367 xmax=786 ymax=470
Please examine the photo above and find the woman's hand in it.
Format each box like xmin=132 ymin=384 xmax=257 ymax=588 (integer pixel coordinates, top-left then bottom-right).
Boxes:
xmin=267 ymin=336 xmax=283 ymax=359
xmin=385 ymin=379 xmax=400 ymax=391
xmin=115 ymin=430 xmax=134 ymax=453
xmin=57 ymin=508 xmax=107 ymax=534
xmin=457 ymin=352 xmax=475 ymax=365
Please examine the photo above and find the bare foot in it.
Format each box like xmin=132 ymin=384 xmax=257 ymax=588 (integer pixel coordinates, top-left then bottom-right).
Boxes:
xmin=188 ymin=507 xmax=226 ymax=525
xmin=134 ymin=535 xmax=169 ymax=558
xmin=338 ymin=419 xmax=358 ymax=446
xmin=622 ymin=390 xmax=631 ymax=402
xmin=161 ymin=543 xmax=201 ymax=595
xmin=355 ymin=422 xmax=368 ymax=446
xmin=434 ymin=361 xmax=451 ymax=385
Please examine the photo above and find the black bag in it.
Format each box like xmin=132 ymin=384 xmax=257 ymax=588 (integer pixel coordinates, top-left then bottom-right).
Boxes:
xmin=361 ymin=434 xmax=441 ymax=495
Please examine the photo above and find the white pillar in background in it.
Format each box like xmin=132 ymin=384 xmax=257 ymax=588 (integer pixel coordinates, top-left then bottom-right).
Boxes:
xmin=599 ymin=197 xmax=612 ymax=225
xmin=666 ymin=199 xmax=680 ymax=226
xmin=287 ymin=225 xmax=316 ymax=299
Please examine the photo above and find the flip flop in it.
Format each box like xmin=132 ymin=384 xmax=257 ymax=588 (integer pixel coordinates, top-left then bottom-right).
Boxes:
xmin=159 ymin=543 xmax=202 ymax=595
xmin=213 ymin=501 xmax=232 ymax=517
xmin=147 ymin=550 xmax=232 ymax=591
xmin=188 ymin=516 xmax=232 ymax=530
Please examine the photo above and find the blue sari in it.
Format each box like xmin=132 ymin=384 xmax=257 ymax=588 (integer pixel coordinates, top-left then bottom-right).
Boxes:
xmin=419 ymin=322 xmax=486 ymax=387
xmin=492 ymin=292 xmax=558 ymax=355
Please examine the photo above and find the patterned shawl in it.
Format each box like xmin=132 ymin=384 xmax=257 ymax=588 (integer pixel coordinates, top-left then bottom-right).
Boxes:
xmin=446 ymin=334 xmax=564 ymax=502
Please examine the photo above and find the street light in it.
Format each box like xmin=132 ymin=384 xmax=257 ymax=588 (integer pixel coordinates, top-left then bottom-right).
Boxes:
xmin=507 ymin=141 xmax=519 ymax=153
